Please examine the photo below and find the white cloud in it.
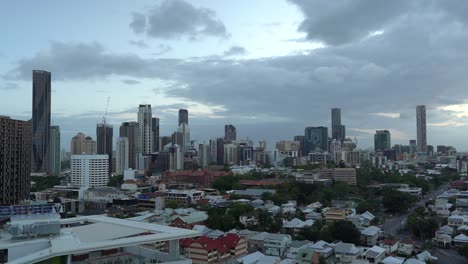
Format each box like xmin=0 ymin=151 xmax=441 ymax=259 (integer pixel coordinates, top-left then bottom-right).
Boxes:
xmin=372 ymin=112 xmax=400 ymax=118
xmin=428 ymin=121 xmax=465 ymax=127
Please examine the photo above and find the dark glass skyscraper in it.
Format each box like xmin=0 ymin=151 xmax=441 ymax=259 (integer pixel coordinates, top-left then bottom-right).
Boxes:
xmin=374 ymin=130 xmax=391 ymax=152
xmin=416 ymin=105 xmax=427 ymax=152
xmin=32 ymin=70 xmax=51 ymax=173
xmin=152 ymin=117 xmax=160 ymax=152
xmin=50 ymin=125 xmax=61 ymax=175
xmin=224 ymin=124 xmax=236 ymax=143
xmin=97 ymin=123 xmax=113 ymax=174
xmin=120 ymin=121 xmax=140 ymax=169
xmin=331 ymin=108 xmax=345 ymax=141
xmin=304 ymin=126 xmax=328 ymax=154
xmin=178 ymin=109 xmax=188 ymax=126
xmin=0 ymin=116 xmax=32 ymax=205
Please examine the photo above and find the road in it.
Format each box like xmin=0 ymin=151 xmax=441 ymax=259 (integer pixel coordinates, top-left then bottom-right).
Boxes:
xmin=433 ymin=248 xmax=467 ymax=264
xmin=382 ymin=182 xmax=449 ymax=237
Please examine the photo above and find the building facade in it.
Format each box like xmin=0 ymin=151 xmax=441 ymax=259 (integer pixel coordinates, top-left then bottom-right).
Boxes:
xmin=0 ymin=116 xmax=32 ymax=206
xmin=304 ymin=126 xmax=328 ymax=154
xmin=32 ymin=70 xmax=51 ymax=173
xmin=416 ymin=105 xmax=427 ymax=152
xmin=138 ymin=104 xmax=152 ymax=155
xmin=71 ymin=132 xmax=97 ymax=155
xmin=374 ymin=130 xmax=391 ymax=152
xmin=71 ymin=155 xmax=109 ymax=188
xmin=152 ymin=117 xmax=160 ymax=152
xmin=224 ymin=124 xmax=236 ymax=143
xmin=97 ymin=123 xmax=113 ymax=174
xmin=331 ymin=108 xmax=345 ymax=141
xmin=116 ymin=137 xmax=129 ymax=175
xmin=49 ymin=125 xmax=61 ymax=174
xmin=119 ymin=121 xmax=140 ymax=169
xmin=178 ymin=109 xmax=188 ymax=126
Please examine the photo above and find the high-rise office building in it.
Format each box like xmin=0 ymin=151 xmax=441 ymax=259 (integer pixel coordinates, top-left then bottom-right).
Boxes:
xmin=152 ymin=117 xmax=160 ymax=152
xmin=178 ymin=109 xmax=188 ymax=126
xmin=304 ymin=126 xmax=328 ymax=154
xmin=116 ymin=137 xmax=129 ymax=175
xmin=224 ymin=124 xmax=236 ymax=143
xmin=416 ymin=105 xmax=427 ymax=152
xmin=49 ymin=126 xmax=61 ymax=175
xmin=159 ymin=136 xmax=172 ymax=150
xmin=177 ymin=123 xmax=190 ymax=151
xmin=294 ymin=135 xmax=305 ymax=156
xmin=70 ymin=155 xmax=109 ymax=188
xmin=97 ymin=123 xmax=113 ymax=174
xmin=331 ymin=108 xmax=345 ymax=141
xmin=374 ymin=130 xmax=391 ymax=152
xmin=216 ymin=138 xmax=225 ymax=165
xmin=32 ymin=70 xmax=51 ymax=173
xmin=0 ymin=116 xmax=32 ymax=206
xmin=71 ymin=132 xmax=97 ymax=155
xmin=409 ymin=139 xmax=417 ymax=154
xmin=119 ymin=121 xmax=140 ymax=169
xmin=138 ymin=104 xmax=152 ymax=155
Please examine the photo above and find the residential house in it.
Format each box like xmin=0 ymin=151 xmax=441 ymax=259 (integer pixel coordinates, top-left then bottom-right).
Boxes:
xmin=233 ymin=189 xmax=276 ymax=199
xmin=380 ymin=239 xmax=399 ymax=254
xmin=237 ymin=251 xmax=280 ymax=264
xmin=381 ymin=256 xmax=405 ymax=264
xmin=282 ymin=201 xmax=297 ymax=214
xmin=416 ymin=251 xmax=438 ymax=263
xmin=447 ymin=214 xmax=468 ymax=228
xmin=334 ymin=242 xmax=363 ymax=264
xmin=294 ymin=248 xmax=321 ymax=264
xmin=239 ymin=213 xmax=258 ymax=227
xmin=397 ymin=239 xmax=414 ymax=256
xmin=170 ymin=211 xmax=208 ymax=229
xmin=403 ymin=259 xmax=425 ymax=264
xmin=360 ymin=226 xmax=381 ymax=246
xmin=434 ymin=225 xmax=453 ymax=247
xmin=453 ymin=234 xmax=468 ymax=247
xmin=308 ymin=240 xmax=335 ymax=264
xmin=264 ymin=233 xmax=293 ymax=257
xmin=361 ymin=246 xmax=386 ymax=264
xmin=305 ymin=212 xmax=323 ymax=221
xmin=348 ymin=211 xmax=375 ymax=230
xmin=286 ymin=240 xmax=311 ymax=259
xmin=282 ymin=218 xmax=314 ymax=237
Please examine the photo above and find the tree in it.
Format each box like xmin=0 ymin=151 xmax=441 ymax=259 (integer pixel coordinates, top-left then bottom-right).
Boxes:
xmin=107 ymin=175 xmax=123 ymax=187
xmin=458 ymin=244 xmax=468 ymax=258
xmin=406 ymin=207 xmax=439 ymax=240
xmin=166 ymin=200 xmax=179 ymax=209
xmin=382 ymin=189 xmax=416 ymax=214
xmin=328 ymin=220 xmax=361 ymax=244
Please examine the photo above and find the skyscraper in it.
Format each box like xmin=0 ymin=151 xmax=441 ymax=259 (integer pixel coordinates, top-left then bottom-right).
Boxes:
xmin=120 ymin=121 xmax=140 ymax=169
xmin=177 ymin=123 xmax=191 ymax=151
xmin=152 ymin=117 xmax=160 ymax=152
xmin=0 ymin=116 xmax=32 ymax=206
xmin=97 ymin=123 xmax=113 ymax=174
xmin=416 ymin=105 xmax=427 ymax=152
xmin=216 ymin=137 xmax=225 ymax=165
xmin=178 ymin=109 xmax=188 ymax=126
xmin=116 ymin=137 xmax=129 ymax=175
xmin=32 ymin=70 xmax=51 ymax=173
xmin=224 ymin=124 xmax=237 ymax=143
xmin=71 ymin=132 xmax=97 ymax=155
xmin=138 ymin=104 xmax=152 ymax=155
xmin=294 ymin=135 xmax=305 ymax=156
xmin=374 ymin=130 xmax=391 ymax=152
xmin=304 ymin=126 xmax=328 ymax=154
xmin=331 ymin=108 xmax=345 ymax=141
xmin=49 ymin=126 xmax=61 ymax=175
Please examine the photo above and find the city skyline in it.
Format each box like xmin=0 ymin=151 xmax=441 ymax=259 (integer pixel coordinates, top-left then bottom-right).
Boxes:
xmin=3 ymin=1 xmax=468 ymax=150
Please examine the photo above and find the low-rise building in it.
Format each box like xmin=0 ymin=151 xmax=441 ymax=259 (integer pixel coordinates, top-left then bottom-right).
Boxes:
xmin=324 ymin=208 xmax=348 ymax=224
xmin=361 ymin=246 xmax=386 ymax=264
xmin=164 ymin=189 xmax=204 ymax=207
xmin=281 ymin=218 xmax=314 ymax=237
xmin=380 ymin=239 xmax=399 ymax=253
xmin=171 ymin=211 xmax=209 ymax=229
xmin=360 ymin=226 xmax=381 ymax=246
xmin=247 ymin=232 xmax=292 ymax=257
xmin=232 ymin=188 xmax=276 ymax=199
xmin=397 ymin=239 xmax=414 ymax=256
xmin=334 ymin=242 xmax=363 ymax=264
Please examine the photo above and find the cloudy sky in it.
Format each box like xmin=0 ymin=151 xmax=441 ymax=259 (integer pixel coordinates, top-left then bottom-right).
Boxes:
xmin=2 ymin=0 xmax=468 ymax=151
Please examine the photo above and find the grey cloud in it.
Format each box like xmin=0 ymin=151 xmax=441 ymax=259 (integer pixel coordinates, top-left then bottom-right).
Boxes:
xmin=130 ymin=0 xmax=227 ymax=39
xmin=129 ymin=40 xmax=148 ymax=48
xmin=289 ymin=0 xmax=411 ymax=45
xmin=122 ymin=79 xmax=140 ymax=85
xmin=0 ymin=82 xmax=20 ymax=90
xmin=223 ymin=46 xmax=247 ymax=56
xmin=153 ymin=44 xmax=172 ymax=56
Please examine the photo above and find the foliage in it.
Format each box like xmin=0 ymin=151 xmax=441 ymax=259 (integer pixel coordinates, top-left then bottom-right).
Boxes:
xmin=212 ymin=175 xmax=243 ymax=192
xmin=406 ymin=207 xmax=439 ymax=240
xmin=107 ymin=175 xmax=123 ymax=187
xmin=328 ymin=220 xmax=361 ymax=244
xmin=166 ymin=200 xmax=179 ymax=209
xmin=31 ymin=176 xmax=61 ymax=191
xmin=61 ymin=160 xmax=70 ymax=170
xmin=382 ymin=189 xmax=416 ymax=214
xmin=458 ymin=244 xmax=468 ymax=258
